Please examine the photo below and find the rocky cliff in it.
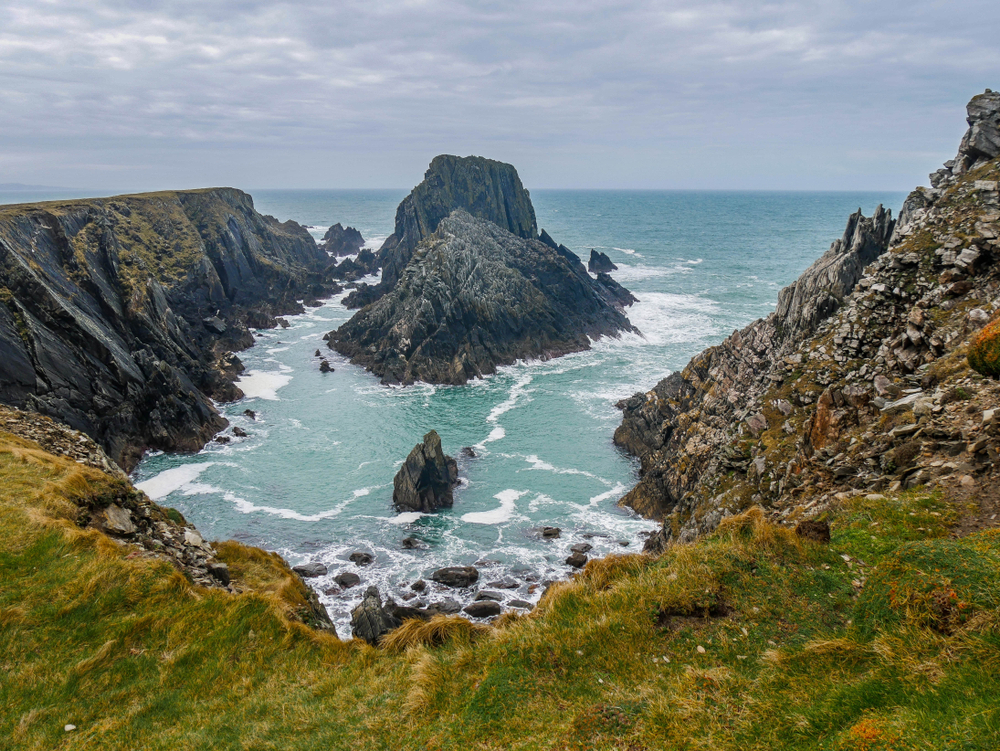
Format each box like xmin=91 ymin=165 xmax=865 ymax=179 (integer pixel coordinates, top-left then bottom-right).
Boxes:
xmin=616 ymin=90 xmax=1000 ymax=550
xmin=328 ymin=209 xmax=636 ymax=385
xmin=344 ymin=155 xmax=538 ymax=307
xmin=0 ymin=188 xmax=332 ymax=471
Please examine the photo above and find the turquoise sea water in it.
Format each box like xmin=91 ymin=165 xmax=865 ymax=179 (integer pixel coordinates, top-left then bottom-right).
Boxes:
xmin=123 ymin=189 xmax=905 ymax=635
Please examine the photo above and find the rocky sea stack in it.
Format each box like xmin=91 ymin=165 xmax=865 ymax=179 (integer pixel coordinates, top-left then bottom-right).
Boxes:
xmin=393 ymin=430 xmax=460 ymax=512
xmin=319 ymin=223 xmax=365 ymax=257
xmin=329 ymin=155 xmax=638 ymax=385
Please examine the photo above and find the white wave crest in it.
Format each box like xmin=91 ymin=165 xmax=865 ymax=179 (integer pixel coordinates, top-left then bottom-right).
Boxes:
xmin=135 ymin=462 xmax=214 ymax=500
xmin=461 ymin=489 xmax=527 ymax=524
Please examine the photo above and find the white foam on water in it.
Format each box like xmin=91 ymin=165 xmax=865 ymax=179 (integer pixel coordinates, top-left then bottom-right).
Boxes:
xmin=686 ymin=258 xmax=704 ymax=265
xmin=475 ymin=426 xmax=506 ymax=450
xmin=522 ymin=454 xmax=610 ymax=484
xmin=237 ymin=369 xmax=293 ymax=400
xmin=588 ymin=482 xmax=629 ymax=505
xmin=594 ymin=291 xmax=719 ymax=349
xmin=388 ymin=511 xmax=427 ymax=525
xmin=266 ymin=347 xmax=290 ymax=354
xmin=135 ymin=462 xmax=214 ymax=500
xmin=461 ymin=489 xmax=528 ymax=524
xmin=613 ymin=247 xmax=642 ymax=257
xmin=487 ymin=373 xmax=532 ymax=423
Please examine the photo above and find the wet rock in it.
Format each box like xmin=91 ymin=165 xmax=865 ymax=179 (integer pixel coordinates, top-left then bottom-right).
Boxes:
xmin=319 ymin=359 xmax=333 ymax=373
xmin=566 ymin=551 xmax=588 ymax=568
xmin=319 ymin=223 xmax=365 ymax=257
xmin=349 ymin=551 xmax=374 ymax=566
xmin=214 ymin=436 xmax=231 ymax=444
xmin=410 ymin=579 xmax=427 ymax=592
xmin=430 ymin=566 xmax=479 ymax=588
xmin=427 ymin=598 xmax=461 ymax=614
xmin=461 ymin=446 xmax=478 ymax=458
xmin=464 ymin=600 xmax=502 ymax=618
xmin=102 ymin=504 xmax=137 ymax=535
xmin=386 ymin=601 xmax=432 ymax=622
xmin=401 ymin=536 xmax=421 ymax=549
xmin=334 ymin=571 xmax=361 ymax=589
xmin=541 ymin=526 xmax=561 ymax=539
xmin=392 ymin=430 xmax=459 ymax=513
xmin=588 ymin=249 xmax=618 ymax=273
xmin=207 ymin=561 xmax=230 ymax=585
xmin=474 ymin=590 xmax=503 ymax=602
xmin=293 ymin=562 xmax=328 ymax=578
xmin=795 ymin=520 xmax=831 ymax=543
xmin=351 ymin=587 xmax=401 ymax=645
xmin=243 ymin=409 xmax=256 ymax=420
xmin=508 ymin=599 xmax=533 ymax=610
xmin=487 ymin=576 xmax=519 ymax=589
xmin=202 ymin=316 xmax=227 ymax=335
xmin=570 ymin=542 xmax=593 ymax=553
xmin=232 ymin=426 xmax=248 ymax=438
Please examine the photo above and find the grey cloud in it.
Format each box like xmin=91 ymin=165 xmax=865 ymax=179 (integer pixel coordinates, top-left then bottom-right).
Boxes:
xmin=0 ymin=0 xmax=996 ymax=190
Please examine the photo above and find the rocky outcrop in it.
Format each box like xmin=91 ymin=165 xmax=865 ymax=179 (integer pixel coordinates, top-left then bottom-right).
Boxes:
xmin=344 ymin=155 xmax=538 ymax=307
xmin=319 ymin=223 xmax=365 ymax=257
xmin=617 ymin=90 xmax=1000 ymax=551
xmin=329 ymin=210 xmax=637 ymax=385
xmin=0 ymin=188 xmax=332 ymax=470
xmin=351 ymin=586 xmax=401 ymax=645
xmin=588 ymin=250 xmax=618 ymax=273
xmin=392 ymin=430 xmax=459 ymax=512
xmin=615 ymin=206 xmax=895 ymax=522
xmin=930 ymin=89 xmax=1000 ymax=187
xmin=329 ymin=248 xmax=378 ymax=281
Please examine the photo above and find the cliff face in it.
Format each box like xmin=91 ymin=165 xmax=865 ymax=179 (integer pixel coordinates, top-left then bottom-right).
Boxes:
xmin=329 ymin=210 xmax=636 ymax=385
xmin=345 ymin=155 xmax=538 ymax=307
xmin=616 ymin=90 xmax=1000 ymax=549
xmin=0 ymin=188 xmax=330 ymax=470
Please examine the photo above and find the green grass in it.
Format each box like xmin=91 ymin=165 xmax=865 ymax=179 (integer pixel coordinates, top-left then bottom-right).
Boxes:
xmin=2 ymin=432 xmax=999 ymax=749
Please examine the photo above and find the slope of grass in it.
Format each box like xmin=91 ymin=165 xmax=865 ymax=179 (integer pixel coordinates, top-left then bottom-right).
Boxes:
xmin=2 ymin=430 xmax=999 ymax=750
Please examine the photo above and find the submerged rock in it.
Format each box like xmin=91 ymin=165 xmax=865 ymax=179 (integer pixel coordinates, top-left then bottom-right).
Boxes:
xmin=392 ymin=430 xmax=459 ymax=513
xmin=351 ymin=586 xmax=401 ymax=645
xmin=334 ymin=571 xmax=361 ymax=589
xmin=588 ymin=249 xmax=618 ymax=273
xmin=349 ymin=551 xmax=374 ymax=566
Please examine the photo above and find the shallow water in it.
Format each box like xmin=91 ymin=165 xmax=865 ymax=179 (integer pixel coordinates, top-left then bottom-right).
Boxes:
xmin=132 ymin=189 xmax=905 ymax=635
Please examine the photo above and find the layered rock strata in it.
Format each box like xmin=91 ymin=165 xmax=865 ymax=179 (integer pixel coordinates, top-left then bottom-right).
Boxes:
xmin=0 ymin=188 xmax=332 ymax=470
xmin=616 ymin=90 xmax=1000 ymax=550
xmin=329 ymin=210 xmax=637 ymax=385
xmin=344 ymin=154 xmax=539 ymax=308
xmin=588 ymin=249 xmax=618 ymax=273
xmin=392 ymin=430 xmax=459 ymax=512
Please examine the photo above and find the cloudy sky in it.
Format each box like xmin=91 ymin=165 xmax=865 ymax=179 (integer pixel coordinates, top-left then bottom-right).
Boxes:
xmin=0 ymin=0 xmax=996 ymax=191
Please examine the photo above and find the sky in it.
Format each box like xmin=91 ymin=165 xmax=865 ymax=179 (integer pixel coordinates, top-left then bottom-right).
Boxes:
xmin=0 ymin=0 xmax=997 ymax=192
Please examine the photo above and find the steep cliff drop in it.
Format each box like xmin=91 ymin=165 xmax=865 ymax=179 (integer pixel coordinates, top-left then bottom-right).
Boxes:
xmin=616 ymin=89 xmax=1000 ymax=551
xmin=328 ymin=156 xmax=638 ymax=385
xmin=0 ymin=188 xmax=333 ymax=471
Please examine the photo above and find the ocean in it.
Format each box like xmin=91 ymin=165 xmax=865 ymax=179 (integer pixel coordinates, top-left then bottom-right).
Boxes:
xmin=112 ymin=188 xmax=906 ymax=636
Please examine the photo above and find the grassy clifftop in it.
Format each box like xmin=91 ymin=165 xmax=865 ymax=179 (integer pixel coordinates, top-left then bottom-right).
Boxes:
xmin=3 ymin=425 xmax=999 ymax=749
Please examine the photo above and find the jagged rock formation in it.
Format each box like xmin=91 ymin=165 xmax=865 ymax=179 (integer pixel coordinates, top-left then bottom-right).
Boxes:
xmin=344 ymin=154 xmax=538 ymax=307
xmin=616 ymin=90 xmax=1000 ymax=551
xmin=392 ymin=430 xmax=459 ymax=512
xmin=329 ymin=248 xmax=378 ymax=282
xmin=588 ymin=249 xmax=618 ymax=273
xmin=0 ymin=189 xmax=332 ymax=470
xmin=351 ymin=586 xmax=401 ymax=645
xmin=320 ymin=223 xmax=365 ymax=257
xmin=329 ymin=210 xmax=637 ymax=385
xmin=931 ymin=89 xmax=1000 ymax=187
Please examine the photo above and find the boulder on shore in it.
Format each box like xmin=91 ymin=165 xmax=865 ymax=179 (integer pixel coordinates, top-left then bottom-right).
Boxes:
xmin=351 ymin=586 xmax=401 ymax=645
xmin=588 ymin=249 xmax=618 ymax=273
xmin=430 ymin=566 xmax=479 ymax=588
xmin=392 ymin=430 xmax=459 ymax=513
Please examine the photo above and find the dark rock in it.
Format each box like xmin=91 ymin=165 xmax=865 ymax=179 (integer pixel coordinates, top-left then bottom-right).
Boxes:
xmin=461 ymin=446 xmax=478 ymax=458
xmin=427 ymin=598 xmax=461 ymax=614
xmin=385 ymin=601 xmax=432 ymax=622
xmin=214 ymin=436 xmax=231 ymax=444
xmin=232 ymin=426 xmax=248 ymax=438
xmin=541 ymin=526 xmax=561 ymax=539
xmin=319 ymin=359 xmax=333 ymax=373
xmin=474 ymin=590 xmax=503 ymax=602
xmin=351 ymin=586 xmax=401 ymax=645
xmin=588 ymin=249 xmax=618 ymax=273
xmin=430 ymin=566 xmax=479 ymax=588
xmin=401 ymin=536 xmax=421 ymax=549
xmin=243 ymin=409 xmax=256 ymax=420
xmin=293 ymin=562 xmax=328 ymax=578
xmin=392 ymin=430 xmax=459 ymax=513
xmin=342 ymin=282 xmax=382 ymax=310
xmin=570 ymin=542 xmax=593 ymax=553
xmin=319 ymin=223 xmax=365 ymax=257
xmin=464 ymin=600 xmax=502 ymax=618
xmin=276 ymin=317 xmax=290 ymax=329
xmin=335 ymin=571 xmax=361 ymax=589
xmin=508 ymin=599 xmax=533 ymax=610
xmin=410 ymin=579 xmax=427 ymax=592
xmin=315 ymin=349 xmax=321 ymax=356
xmin=207 ymin=561 xmax=230 ymax=585
xmin=566 ymin=551 xmax=588 ymax=568
xmin=795 ymin=520 xmax=831 ymax=544
xmin=618 ymin=540 xmax=630 ymax=547
xmin=202 ymin=316 xmax=227 ymax=335
xmin=349 ymin=551 xmax=373 ymax=566
xmin=954 ymin=89 xmax=1000 ymax=174
xmin=486 ymin=576 xmax=519 ymax=589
